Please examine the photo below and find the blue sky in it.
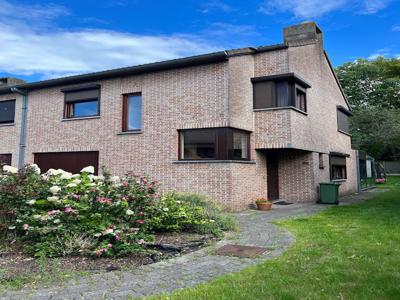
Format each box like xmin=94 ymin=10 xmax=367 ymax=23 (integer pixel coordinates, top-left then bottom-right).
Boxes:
xmin=0 ymin=0 xmax=399 ymax=82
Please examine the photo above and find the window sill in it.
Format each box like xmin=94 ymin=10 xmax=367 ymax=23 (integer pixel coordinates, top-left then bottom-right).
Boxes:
xmin=172 ymin=160 xmax=256 ymax=164
xmin=117 ymin=130 xmax=143 ymax=135
xmin=253 ymin=106 xmax=308 ymax=116
xmin=331 ymin=179 xmax=347 ymax=183
xmin=0 ymin=123 xmax=15 ymax=127
xmin=62 ymin=116 xmax=101 ymax=122
xmin=338 ymin=130 xmax=352 ymax=137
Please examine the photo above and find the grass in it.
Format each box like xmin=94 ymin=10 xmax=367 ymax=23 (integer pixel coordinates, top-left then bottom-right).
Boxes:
xmin=149 ymin=176 xmax=400 ymax=300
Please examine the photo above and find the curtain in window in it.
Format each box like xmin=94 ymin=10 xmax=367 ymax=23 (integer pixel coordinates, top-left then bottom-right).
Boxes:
xmin=276 ymin=82 xmax=289 ymax=107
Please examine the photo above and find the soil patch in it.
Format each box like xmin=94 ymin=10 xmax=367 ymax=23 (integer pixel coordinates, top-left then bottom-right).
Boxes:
xmin=0 ymin=232 xmax=218 ymax=283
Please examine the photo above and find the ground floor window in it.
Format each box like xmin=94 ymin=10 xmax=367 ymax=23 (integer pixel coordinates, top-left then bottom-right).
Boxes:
xmin=330 ymin=154 xmax=347 ymax=180
xmin=179 ymin=128 xmax=250 ymax=161
xmin=34 ymin=151 xmax=99 ymax=174
xmin=0 ymin=154 xmax=12 ymax=166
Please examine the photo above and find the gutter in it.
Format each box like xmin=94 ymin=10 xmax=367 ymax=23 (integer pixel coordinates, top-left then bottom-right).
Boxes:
xmin=10 ymin=87 xmax=28 ymax=170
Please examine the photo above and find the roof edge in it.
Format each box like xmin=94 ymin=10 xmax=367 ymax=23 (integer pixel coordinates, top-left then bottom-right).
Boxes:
xmin=323 ymin=50 xmax=352 ymax=111
xmin=0 ymin=43 xmax=289 ymax=95
xmin=0 ymin=51 xmax=228 ymax=95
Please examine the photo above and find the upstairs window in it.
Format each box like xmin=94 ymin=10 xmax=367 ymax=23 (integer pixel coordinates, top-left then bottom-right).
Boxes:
xmin=0 ymin=100 xmax=16 ymax=124
xmin=330 ymin=154 xmax=347 ymax=180
xmin=179 ymin=128 xmax=250 ymax=161
xmin=252 ymin=73 xmax=310 ymax=112
xmin=337 ymin=106 xmax=351 ymax=135
xmin=122 ymin=93 xmax=142 ymax=132
xmin=62 ymin=85 xmax=100 ymax=119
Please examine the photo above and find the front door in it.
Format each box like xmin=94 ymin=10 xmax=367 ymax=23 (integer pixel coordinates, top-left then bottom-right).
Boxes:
xmin=267 ymin=153 xmax=279 ymax=200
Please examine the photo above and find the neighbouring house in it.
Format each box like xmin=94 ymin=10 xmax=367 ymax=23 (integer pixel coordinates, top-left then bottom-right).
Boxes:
xmin=0 ymin=22 xmax=357 ymax=210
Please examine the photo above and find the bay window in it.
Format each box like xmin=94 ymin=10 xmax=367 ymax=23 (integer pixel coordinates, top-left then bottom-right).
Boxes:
xmin=179 ymin=128 xmax=250 ymax=161
xmin=252 ymin=73 xmax=310 ymax=112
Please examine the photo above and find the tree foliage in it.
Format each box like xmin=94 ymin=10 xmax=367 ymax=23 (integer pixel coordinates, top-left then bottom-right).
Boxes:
xmin=336 ymin=57 xmax=400 ymax=160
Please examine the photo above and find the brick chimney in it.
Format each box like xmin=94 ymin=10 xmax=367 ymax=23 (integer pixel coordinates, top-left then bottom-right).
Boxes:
xmin=283 ymin=22 xmax=323 ymax=47
xmin=0 ymin=77 xmax=26 ymax=87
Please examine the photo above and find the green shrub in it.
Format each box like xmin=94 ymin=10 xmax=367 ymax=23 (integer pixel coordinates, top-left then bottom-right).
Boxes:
xmin=148 ymin=193 xmax=235 ymax=236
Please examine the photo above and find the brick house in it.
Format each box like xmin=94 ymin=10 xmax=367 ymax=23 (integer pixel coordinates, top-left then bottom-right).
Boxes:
xmin=0 ymin=22 xmax=357 ymax=210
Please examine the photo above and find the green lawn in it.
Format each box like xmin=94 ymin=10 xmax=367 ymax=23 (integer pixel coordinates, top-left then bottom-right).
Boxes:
xmin=151 ymin=177 xmax=400 ymax=300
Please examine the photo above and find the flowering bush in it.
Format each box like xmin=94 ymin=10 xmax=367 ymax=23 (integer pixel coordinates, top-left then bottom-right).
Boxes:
xmin=0 ymin=165 xmax=157 ymax=257
xmin=0 ymin=165 xmax=234 ymax=257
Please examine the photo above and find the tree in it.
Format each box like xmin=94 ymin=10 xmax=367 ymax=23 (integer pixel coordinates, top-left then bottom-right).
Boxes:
xmin=336 ymin=57 xmax=400 ymax=160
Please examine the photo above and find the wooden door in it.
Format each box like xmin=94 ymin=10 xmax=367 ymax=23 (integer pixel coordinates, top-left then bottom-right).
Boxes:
xmin=34 ymin=151 xmax=99 ymax=175
xmin=267 ymin=153 xmax=279 ymax=200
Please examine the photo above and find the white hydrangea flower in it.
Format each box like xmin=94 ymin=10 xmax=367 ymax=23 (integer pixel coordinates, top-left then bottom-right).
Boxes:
xmin=8 ymin=226 xmax=16 ymax=230
xmin=3 ymin=165 xmax=18 ymax=174
xmin=103 ymin=228 xmax=114 ymax=235
xmin=29 ymin=164 xmax=41 ymax=175
xmin=33 ymin=214 xmax=41 ymax=220
xmin=47 ymin=169 xmax=65 ymax=176
xmin=66 ymin=183 xmax=77 ymax=188
xmin=94 ymin=233 xmax=102 ymax=237
xmin=72 ymin=179 xmax=81 ymax=185
xmin=126 ymin=209 xmax=134 ymax=215
xmin=49 ymin=186 xmax=61 ymax=194
xmin=163 ymin=207 xmax=169 ymax=212
xmin=26 ymin=199 xmax=36 ymax=205
xmin=53 ymin=219 xmax=61 ymax=224
xmin=60 ymin=172 xmax=73 ymax=180
xmin=47 ymin=196 xmax=60 ymax=202
xmin=80 ymin=166 xmax=95 ymax=174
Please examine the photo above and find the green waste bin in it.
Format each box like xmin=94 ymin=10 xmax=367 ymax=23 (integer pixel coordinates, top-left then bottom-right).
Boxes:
xmin=318 ymin=183 xmax=340 ymax=204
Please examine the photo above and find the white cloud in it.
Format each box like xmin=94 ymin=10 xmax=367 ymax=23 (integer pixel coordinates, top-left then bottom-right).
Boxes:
xmin=0 ymin=25 xmax=219 ymax=79
xmin=368 ymin=48 xmax=392 ymax=59
xmin=258 ymin=0 xmax=391 ymax=19
xmin=0 ymin=0 xmax=224 ymax=79
xmin=393 ymin=25 xmax=400 ymax=32
xmin=198 ymin=0 xmax=236 ymax=13
xmin=360 ymin=0 xmax=391 ymax=14
xmin=0 ymin=0 xmax=69 ymax=19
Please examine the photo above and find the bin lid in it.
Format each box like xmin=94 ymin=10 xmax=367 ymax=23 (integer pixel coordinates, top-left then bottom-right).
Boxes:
xmin=320 ymin=182 xmax=341 ymax=186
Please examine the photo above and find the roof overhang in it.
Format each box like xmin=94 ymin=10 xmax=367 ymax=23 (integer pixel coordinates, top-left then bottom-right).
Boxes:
xmin=251 ymin=72 xmax=312 ymax=88
xmin=0 ymin=51 xmax=229 ymax=95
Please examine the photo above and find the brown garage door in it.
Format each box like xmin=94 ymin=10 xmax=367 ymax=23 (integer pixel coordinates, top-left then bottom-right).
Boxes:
xmin=0 ymin=154 xmax=12 ymax=166
xmin=34 ymin=151 xmax=99 ymax=175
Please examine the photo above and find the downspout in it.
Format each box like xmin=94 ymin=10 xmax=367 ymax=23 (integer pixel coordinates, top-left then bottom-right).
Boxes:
xmin=10 ymin=87 xmax=28 ymax=170
xmin=355 ymin=150 xmax=361 ymax=193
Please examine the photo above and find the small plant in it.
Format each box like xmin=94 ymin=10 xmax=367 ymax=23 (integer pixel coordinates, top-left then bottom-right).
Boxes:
xmin=255 ymin=197 xmax=272 ymax=211
xmin=255 ymin=197 xmax=271 ymax=204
